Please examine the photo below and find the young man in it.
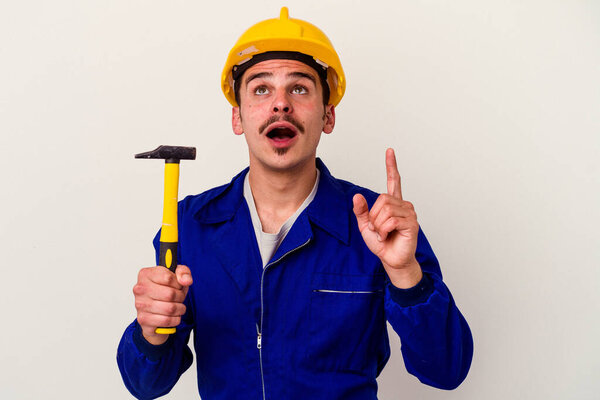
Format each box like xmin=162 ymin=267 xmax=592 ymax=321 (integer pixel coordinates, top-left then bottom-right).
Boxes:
xmin=118 ymin=8 xmax=473 ymax=399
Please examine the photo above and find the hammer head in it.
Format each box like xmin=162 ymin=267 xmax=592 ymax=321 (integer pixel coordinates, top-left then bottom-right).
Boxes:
xmin=135 ymin=145 xmax=196 ymax=162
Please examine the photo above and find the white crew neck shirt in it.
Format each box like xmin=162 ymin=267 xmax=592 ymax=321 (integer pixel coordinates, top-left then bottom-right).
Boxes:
xmin=243 ymin=169 xmax=320 ymax=268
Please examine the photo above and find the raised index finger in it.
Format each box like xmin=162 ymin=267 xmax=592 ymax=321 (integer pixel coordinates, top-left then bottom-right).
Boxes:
xmin=386 ymin=148 xmax=403 ymax=200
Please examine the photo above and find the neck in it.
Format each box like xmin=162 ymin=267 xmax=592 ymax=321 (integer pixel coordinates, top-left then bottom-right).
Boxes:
xmin=248 ymin=158 xmax=317 ymax=233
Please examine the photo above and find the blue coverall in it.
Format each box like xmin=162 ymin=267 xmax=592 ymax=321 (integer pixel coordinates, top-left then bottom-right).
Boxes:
xmin=117 ymin=159 xmax=473 ymax=399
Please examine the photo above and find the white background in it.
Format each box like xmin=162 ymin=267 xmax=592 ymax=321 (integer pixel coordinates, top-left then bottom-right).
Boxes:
xmin=1 ymin=1 xmax=598 ymax=399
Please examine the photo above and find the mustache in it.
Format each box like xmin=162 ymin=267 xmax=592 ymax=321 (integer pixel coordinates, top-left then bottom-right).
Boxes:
xmin=259 ymin=115 xmax=305 ymax=135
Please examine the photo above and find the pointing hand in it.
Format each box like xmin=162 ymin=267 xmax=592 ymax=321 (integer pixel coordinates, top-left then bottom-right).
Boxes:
xmin=352 ymin=149 xmax=422 ymax=288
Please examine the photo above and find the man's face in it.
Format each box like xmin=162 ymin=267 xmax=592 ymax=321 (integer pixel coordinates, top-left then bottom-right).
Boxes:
xmin=232 ymin=59 xmax=335 ymax=173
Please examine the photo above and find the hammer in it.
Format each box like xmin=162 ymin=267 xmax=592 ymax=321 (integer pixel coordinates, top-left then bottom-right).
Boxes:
xmin=135 ymin=145 xmax=196 ymax=335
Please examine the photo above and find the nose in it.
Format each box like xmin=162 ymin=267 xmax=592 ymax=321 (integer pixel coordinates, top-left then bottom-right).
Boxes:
xmin=272 ymin=89 xmax=292 ymax=114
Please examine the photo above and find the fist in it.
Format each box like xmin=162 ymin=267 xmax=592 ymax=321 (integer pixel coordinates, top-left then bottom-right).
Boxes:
xmin=133 ymin=265 xmax=193 ymax=345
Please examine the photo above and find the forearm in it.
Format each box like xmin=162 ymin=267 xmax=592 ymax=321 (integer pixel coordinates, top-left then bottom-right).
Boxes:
xmin=385 ymin=274 xmax=473 ymax=390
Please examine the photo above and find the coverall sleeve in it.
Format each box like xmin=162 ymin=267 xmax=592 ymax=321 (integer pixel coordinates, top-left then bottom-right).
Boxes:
xmin=116 ymin=231 xmax=195 ymax=400
xmin=384 ymin=228 xmax=474 ymax=390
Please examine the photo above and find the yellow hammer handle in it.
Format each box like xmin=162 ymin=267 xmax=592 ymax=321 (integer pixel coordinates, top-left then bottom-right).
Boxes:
xmin=156 ymin=161 xmax=180 ymax=335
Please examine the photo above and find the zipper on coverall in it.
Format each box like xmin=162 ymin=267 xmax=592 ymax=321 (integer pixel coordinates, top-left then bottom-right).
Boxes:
xmin=256 ymin=238 xmax=311 ymax=400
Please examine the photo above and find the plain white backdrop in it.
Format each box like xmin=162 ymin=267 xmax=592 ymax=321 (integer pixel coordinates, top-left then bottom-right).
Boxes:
xmin=0 ymin=1 xmax=598 ymax=399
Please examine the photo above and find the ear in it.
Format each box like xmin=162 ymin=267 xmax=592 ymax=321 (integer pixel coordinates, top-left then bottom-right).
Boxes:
xmin=322 ymin=104 xmax=335 ymax=134
xmin=232 ymin=107 xmax=244 ymax=135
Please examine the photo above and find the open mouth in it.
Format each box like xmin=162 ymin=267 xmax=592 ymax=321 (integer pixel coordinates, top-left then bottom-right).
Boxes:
xmin=266 ymin=127 xmax=297 ymax=141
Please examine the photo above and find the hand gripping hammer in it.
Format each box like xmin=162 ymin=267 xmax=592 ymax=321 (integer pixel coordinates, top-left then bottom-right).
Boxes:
xmin=135 ymin=145 xmax=196 ymax=334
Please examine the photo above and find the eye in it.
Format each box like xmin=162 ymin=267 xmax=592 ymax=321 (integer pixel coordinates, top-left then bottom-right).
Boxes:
xmin=291 ymin=85 xmax=308 ymax=95
xmin=254 ymin=86 xmax=269 ymax=95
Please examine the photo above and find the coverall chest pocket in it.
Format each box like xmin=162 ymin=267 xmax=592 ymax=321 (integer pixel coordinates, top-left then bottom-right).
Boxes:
xmin=307 ymin=272 xmax=386 ymax=373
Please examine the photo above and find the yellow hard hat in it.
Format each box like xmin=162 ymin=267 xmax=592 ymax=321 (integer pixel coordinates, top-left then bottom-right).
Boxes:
xmin=221 ymin=7 xmax=346 ymax=107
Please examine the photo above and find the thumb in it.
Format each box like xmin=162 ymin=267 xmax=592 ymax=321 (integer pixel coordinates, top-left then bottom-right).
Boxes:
xmin=352 ymin=193 xmax=370 ymax=231
xmin=176 ymin=265 xmax=193 ymax=287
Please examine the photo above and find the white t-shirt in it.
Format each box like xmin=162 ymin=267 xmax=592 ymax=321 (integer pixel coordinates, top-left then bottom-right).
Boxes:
xmin=243 ymin=170 xmax=320 ymax=268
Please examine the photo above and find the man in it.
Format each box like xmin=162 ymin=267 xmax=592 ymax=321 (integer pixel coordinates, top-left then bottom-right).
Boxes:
xmin=117 ymin=7 xmax=473 ymax=399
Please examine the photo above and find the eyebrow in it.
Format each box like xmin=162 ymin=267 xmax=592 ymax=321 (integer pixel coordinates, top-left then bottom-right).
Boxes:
xmin=244 ymin=71 xmax=318 ymax=87
xmin=288 ymin=72 xmax=317 ymax=85
xmin=245 ymin=72 xmax=272 ymax=86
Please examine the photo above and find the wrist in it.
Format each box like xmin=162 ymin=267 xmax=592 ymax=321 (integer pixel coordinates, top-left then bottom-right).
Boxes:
xmin=133 ymin=321 xmax=174 ymax=361
xmin=142 ymin=330 xmax=169 ymax=346
xmin=384 ymin=259 xmax=422 ymax=289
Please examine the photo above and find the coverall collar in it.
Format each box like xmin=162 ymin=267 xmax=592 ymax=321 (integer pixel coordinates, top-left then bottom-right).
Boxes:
xmin=194 ymin=158 xmax=350 ymax=245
